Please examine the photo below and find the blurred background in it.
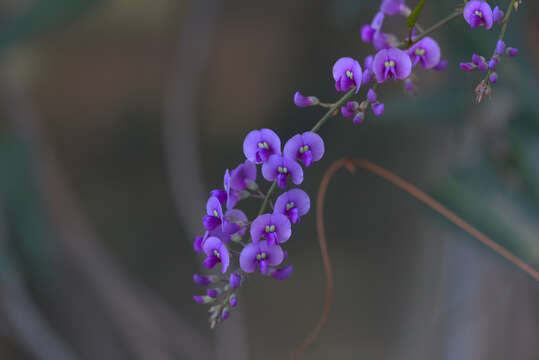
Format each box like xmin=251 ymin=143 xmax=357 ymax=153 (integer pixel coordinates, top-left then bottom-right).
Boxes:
xmin=0 ymin=0 xmax=538 ymax=359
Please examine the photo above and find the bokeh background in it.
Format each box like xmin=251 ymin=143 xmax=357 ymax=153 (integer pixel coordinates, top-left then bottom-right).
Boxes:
xmin=0 ymin=0 xmax=538 ymax=359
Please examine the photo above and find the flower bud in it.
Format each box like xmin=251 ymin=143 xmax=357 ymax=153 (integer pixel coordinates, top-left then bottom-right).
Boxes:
xmin=229 ymin=295 xmax=238 ymax=307
xmin=459 ymin=62 xmax=476 ymax=72
xmin=206 ymin=288 xmax=219 ymax=298
xmin=361 ymin=24 xmax=375 ymax=43
xmin=353 ymin=112 xmax=365 ymax=125
xmin=193 ymin=274 xmax=211 ymax=286
xmin=489 ymin=72 xmax=498 ymax=84
xmin=294 ymin=92 xmax=319 ymax=107
xmin=229 ymin=273 xmax=241 ymax=289
xmin=367 ymin=88 xmax=377 ymax=103
xmin=372 ymin=102 xmax=385 ymax=117
xmin=496 ymin=40 xmax=506 ymax=55
xmin=433 ymin=59 xmax=448 ymax=71
xmin=488 ymin=56 xmax=499 ymax=70
xmin=270 ymin=266 xmax=293 ymax=280
xmin=492 ymin=6 xmax=504 ymax=24
xmin=193 ymin=295 xmax=215 ymax=304
xmin=221 ymin=308 xmax=230 ymax=319
xmin=507 ymin=47 xmax=518 ymax=57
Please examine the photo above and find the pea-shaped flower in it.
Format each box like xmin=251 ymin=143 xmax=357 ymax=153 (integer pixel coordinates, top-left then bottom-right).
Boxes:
xmin=250 ymin=213 xmax=291 ymax=247
xmin=463 ymin=0 xmax=493 ymax=30
xmin=239 ymin=240 xmax=284 ymax=275
xmin=262 ymin=154 xmax=303 ymax=189
xmin=202 ymin=236 xmax=230 ymax=273
xmin=230 ymin=160 xmax=257 ymax=191
xmin=407 ymin=37 xmax=441 ymax=69
xmin=243 ymin=129 xmax=281 ymax=164
xmin=381 ymin=0 xmax=406 ymax=16
xmin=283 ymin=132 xmax=325 ymax=168
xmin=274 ymin=189 xmax=310 ymax=224
xmin=373 ymin=48 xmax=412 ymax=83
xmin=332 ymin=57 xmax=362 ymax=93
xmin=222 ymin=208 xmax=248 ymax=237
xmin=203 ymin=196 xmax=223 ymax=231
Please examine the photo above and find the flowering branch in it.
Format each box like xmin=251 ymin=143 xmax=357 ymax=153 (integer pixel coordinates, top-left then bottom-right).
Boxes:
xmin=191 ymin=0 xmax=527 ymax=337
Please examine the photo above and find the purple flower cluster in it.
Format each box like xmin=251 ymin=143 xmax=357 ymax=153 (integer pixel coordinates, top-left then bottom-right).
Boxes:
xmin=193 ymin=128 xmax=323 ymax=326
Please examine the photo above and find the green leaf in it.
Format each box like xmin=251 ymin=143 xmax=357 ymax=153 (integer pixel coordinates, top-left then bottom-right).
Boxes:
xmin=406 ymin=0 xmax=426 ymax=29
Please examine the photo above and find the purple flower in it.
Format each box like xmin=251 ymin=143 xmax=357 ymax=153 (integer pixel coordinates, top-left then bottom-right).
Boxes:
xmin=294 ymin=91 xmax=319 ymax=107
xmin=332 ymin=57 xmax=362 ymax=93
xmin=221 ymin=310 xmax=230 ymax=319
xmin=274 ymin=189 xmax=310 ymax=224
xmin=194 ymin=236 xmax=204 ymax=252
xmin=341 ymin=101 xmax=359 ymax=118
xmin=206 ymin=288 xmax=218 ymax=298
xmin=372 ymin=103 xmax=385 ymax=117
xmin=229 ymin=273 xmax=241 ymax=289
xmin=222 ymin=208 xmax=248 ymax=237
xmin=372 ymin=31 xmax=389 ymax=51
xmin=193 ymin=274 xmax=212 ymax=286
xmin=224 ymin=170 xmax=239 ymax=209
xmin=229 ymin=296 xmax=237 ymax=307
xmin=404 ymin=79 xmax=415 ymax=93
xmin=250 ymin=213 xmax=291 ymax=247
xmin=407 ymin=37 xmax=441 ymax=69
xmin=202 ymin=236 xmax=230 ymax=273
xmin=353 ymin=112 xmax=365 ymax=125
xmin=373 ymin=48 xmax=412 ymax=83
xmin=488 ymin=56 xmax=499 ymax=70
xmin=283 ymin=132 xmax=325 ymax=168
xmin=262 ymin=154 xmax=303 ymax=189
xmin=230 ymin=160 xmax=256 ymax=191
xmin=381 ymin=0 xmax=406 ymax=16
xmin=492 ymin=6 xmax=504 ymax=24
xmin=193 ymin=295 xmax=213 ymax=304
xmin=489 ymin=72 xmax=498 ymax=84
xmin=434 ymin=59 xmax=448 ymax=71
xmin=459 ymin=62 xmax=475 ymax=72
xmin=507 ymin=47 xmax=518 ymax=57
xmin=203 ymin=196 xmax=223 ymax=231
xmin=209 ymin=189 xmax=227 ymax=206
xmin=361 ymin=25 xmax=375 ymax=43
xmin=371 ymin=11 xmax=385 ymax=30
xmin=496 ymin=40 xmax=506 ymax=55
xmin=463 ymin=0 xmax=493 ymax=30
xmin=239 ymin=240 xmax=284 ymax=274
xmin=367 ymin=88 xmax=377 ymax=103
xmin=243 ymin=128 xmax=281 ymax=164
xmin=270 ymin=266 xmax=293 ymax=280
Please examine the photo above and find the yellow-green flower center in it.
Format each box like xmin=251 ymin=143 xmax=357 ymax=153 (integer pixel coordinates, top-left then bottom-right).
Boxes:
xmin=257 ymin=141 xmax=270 ymax=149
xmin=346 ymin=70 xmax=354 ymax=79
xmin=384 ymin=60 xmax=396 ymax=67
xmin=213 ymin=210 xmax=219 ymax=217
xmin=213 ymin=249 xmax=220 ymax=258
xmin=299 ymin=145 xmax=310 ymax=154
xmin=256 ymin=252 xmax=267 ymax=261
xmin=474 ymin=10 xmax=482 ymax=17
xmin=414 ymin=48 xmax=425 ymax=56
xmin=277 ymin=166 xmax=288 ymax=174
xmin=265 ymin=224 xmax=276 ymax=233
xmin=286 ymin=201 xmax=295 ymax=211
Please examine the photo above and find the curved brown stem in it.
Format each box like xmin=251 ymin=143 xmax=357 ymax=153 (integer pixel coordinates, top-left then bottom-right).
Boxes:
xmin=286 ymin=156 xmax=538 ymax=360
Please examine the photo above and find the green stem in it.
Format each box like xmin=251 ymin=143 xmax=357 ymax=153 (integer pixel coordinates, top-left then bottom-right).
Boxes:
xmin=486 ymin=0 xmax=517 ymax=78
xmin=256 ymin=87 xmax=356 ymax=216
xmin=399 ymin=9 xmax=461 ymax=49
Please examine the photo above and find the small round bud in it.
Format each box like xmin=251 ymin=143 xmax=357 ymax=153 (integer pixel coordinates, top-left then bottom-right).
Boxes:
xmin=206 ymin=288 xmax=219 ymax=298
xmin=507 ymin=47 xmax=518 ymax=57
xmin=372 ymin=103 xmax=385 ymax=117
xmin=221 ymin=308 xmax=230 ymax=319
xmin=459 ymin=62 xmax=476 ymax=72
xmin=353 ymin=112 xmax=365 ymax=125
xmin=229 ymin=273 xmax=241 ymax=289
xmin=489 ymin=72 xmax=498 ymax=84
xmin=193 ymin=274 xmax=211 ymax=286
xmin=229 ymin=295 xmax=238 ymax=307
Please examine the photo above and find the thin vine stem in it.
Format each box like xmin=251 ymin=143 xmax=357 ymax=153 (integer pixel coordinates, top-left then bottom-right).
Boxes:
xmin=286 ymin=157 xmax=539 ymax=359
xmin=399 ymin=9 xmax=462 ymax=49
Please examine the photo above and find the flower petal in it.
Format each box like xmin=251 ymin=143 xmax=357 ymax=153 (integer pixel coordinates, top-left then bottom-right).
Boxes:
xmin=239 ymin=242 xmax=259 ymax=273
